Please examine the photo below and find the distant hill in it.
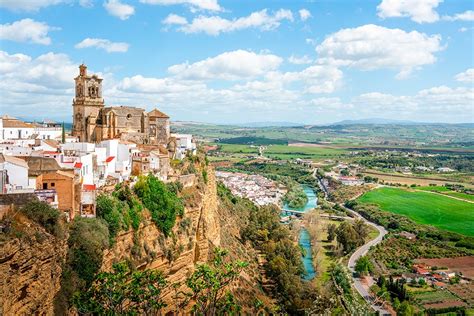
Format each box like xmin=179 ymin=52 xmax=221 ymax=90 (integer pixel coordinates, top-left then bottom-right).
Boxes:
xmin=236 ymin=121 xmax=304 ymax=127
xmin=330 ymin=118 xmax=418 ymax=125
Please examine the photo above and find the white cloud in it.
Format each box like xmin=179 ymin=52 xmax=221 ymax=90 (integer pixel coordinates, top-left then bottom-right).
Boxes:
xmin=163 ymin=14 xmax=188 ymax=25
xmin=455 ymin=68 xmax=474 ymax=83
xmin=0 ymin=50 xmax=80 ymax=118
xmin=79 ymin=0 xmax=94 ymax=7
xmin=104 ymin=0 xmax=135 ymax=20
xmin=168 ymin=9 xmax=294 ymax=35
xmin=288 ymin=55 xmax=313 ymax=65
xmin=0 ymin=0 xmax=63 ymax=11
xmin=117 ymin=75 xmax=205 ymax=94
xmin=75 ymin=38 xmax=130 ymax=53
xmin=299 ymin=9 xmax=312 ymax=21
xmin=353 ymin=86 xmax=474 ymax=120
xmin=168 ymin=50 xmax=283 ymax=80
xmin=315 ymin=24 xmax=443 ymax=78
xmin=444 ymin=10 xmax=474 ymax=22
xmin=266 ymin=64 xmax=343 ymax=94
xmin=377 ymin=0 xmax=442 ymax=23
xmin=0 ymin=19 xmax=57 ymax=45
xmin=139 ymin=0 xmax=222 ymax=12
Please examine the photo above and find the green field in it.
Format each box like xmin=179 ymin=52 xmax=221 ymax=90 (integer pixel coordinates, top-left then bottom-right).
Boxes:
xmin=417 ymin=186 xmax=474 ymax=202
xmin=358 ymin=187 xmax=474 ymax=236
xmin=217 ymin=144 xmax=348 ymax=160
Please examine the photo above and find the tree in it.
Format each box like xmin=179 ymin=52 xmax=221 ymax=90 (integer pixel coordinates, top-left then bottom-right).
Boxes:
xmin=353 ymin=219 xmax=369 ymax=242
xmin=397 ymin=301 xmax=415 ymax=316
xmin=73 ymin=262 xmax=167 ymax=315
xmin=327 ymin=223 xmax=337 ymax=242
xmin=178 ymin=248 xmax=248 ymax=315
xmin=61 ymin=121 xmax=66 ymax=143
xmin=336 ymin=222 xmax=359 ymax=254
xmin=354 ymin=256 xmax=373 ymax=276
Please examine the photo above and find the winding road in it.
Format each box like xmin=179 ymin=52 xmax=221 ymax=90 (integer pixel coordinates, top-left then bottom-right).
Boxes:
xmin=313 ymin=169 xmax=391 ymax=314
xmin=345 ymin=206 xmax=390 ymax=315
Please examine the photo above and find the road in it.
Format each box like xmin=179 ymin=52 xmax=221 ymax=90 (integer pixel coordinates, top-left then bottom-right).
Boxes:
xmin=345 ymin=206 xmax=390 ymax=315
xmin=311 ymin=168 xmax=391 ymax=314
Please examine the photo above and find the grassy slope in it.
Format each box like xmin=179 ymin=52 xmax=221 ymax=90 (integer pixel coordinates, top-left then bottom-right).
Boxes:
xmin=358 ymin=187 xmax=474 ymax=236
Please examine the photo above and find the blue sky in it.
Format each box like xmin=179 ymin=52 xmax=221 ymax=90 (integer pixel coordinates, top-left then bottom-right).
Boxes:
xmin=0 ymin=0 xmax=473 ymax=124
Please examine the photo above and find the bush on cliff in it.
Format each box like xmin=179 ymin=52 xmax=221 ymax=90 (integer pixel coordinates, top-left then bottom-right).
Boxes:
xmin=134 ymin=174 xmax=184 ymax=236
xmin=21 ymin=201 xmax=65 ymax=238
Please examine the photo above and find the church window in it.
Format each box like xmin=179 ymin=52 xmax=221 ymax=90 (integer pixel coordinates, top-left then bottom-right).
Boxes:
xmin=127 ymin=114 xmax=132 ymax=120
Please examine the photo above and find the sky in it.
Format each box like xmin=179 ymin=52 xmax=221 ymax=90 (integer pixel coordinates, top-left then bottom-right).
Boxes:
xmin=0 ymin=0 xmax=473 ymax=124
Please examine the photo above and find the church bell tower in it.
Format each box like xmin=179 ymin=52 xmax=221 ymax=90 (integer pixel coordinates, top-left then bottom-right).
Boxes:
xmin=72 ymin=64 xmax=105 ymax=142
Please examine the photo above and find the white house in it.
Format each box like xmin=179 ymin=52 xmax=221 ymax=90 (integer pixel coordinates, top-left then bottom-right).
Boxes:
xmin=0 ymin=116 xmax=35 ymax=140
xmin=0 ymin=154 xmax=33 ymax=193
xmin=171 ymin=133 xmax=196 ymax=159
xmin=33 ymin=120 xmax=62 ymax=140
xmin=98 ymin=139 xmax=135 ymax=180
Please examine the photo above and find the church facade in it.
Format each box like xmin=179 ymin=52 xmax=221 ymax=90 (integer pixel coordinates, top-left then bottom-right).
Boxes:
xmin=72 ymin=64 xmax=170 ymax=145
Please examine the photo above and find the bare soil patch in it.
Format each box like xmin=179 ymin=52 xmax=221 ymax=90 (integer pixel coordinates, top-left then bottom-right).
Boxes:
xmin=423 ymin=300 xmax=467 ymax=310
xmin=414 ymin=257 xmax=474 ymax=279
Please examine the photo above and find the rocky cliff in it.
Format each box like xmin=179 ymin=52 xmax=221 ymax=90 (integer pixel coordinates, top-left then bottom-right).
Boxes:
xmin=0 ymin=214 xmax=67 ymax=315
xmin=0 ymin=166 xmax=271 ymax=314
xmin=100 ymin=167 xmax=221 ymax=310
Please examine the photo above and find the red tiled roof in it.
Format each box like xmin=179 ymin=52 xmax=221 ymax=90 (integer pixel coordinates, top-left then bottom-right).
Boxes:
xmin=74 ymin=162 xmax=83 ymax=168
xmin=105 ymin=156 xmax=115 ymax=163
xmin=415 ymin=267 xmax=430 ymax=275
xmin=83 ymin=184 xmax=96 ymax=191
xmin=43 ymin=151 xmax=59 ymax=155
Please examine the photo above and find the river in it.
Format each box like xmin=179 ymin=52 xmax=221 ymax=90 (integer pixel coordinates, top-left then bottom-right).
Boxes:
xmin=282 ymin=185 xmax=318 ymax=280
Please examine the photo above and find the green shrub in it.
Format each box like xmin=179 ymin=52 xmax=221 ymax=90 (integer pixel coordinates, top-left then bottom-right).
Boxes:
xmin=21 ymin=201 xmax=65 ymax=238
xmin=134 ymin=174 xmax=184 ymax=236
xmin=68 ymin=217 xmax=109 ymax=284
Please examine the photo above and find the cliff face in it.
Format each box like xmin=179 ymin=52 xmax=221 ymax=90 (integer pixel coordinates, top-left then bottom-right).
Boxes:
xmin=101 ymin=167 xmax=221 ymax=310
xmin=0 ymin=167 xmax=267 ymax=314
xmin=0 ymin=216 xmax=67 ymax=315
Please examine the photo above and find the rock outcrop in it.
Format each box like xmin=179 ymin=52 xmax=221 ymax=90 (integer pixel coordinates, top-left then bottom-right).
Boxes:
xmin=100 ymin=167 xmax=221 ymax=311
xmin=0 ymin=216 xmax=67 ymax=315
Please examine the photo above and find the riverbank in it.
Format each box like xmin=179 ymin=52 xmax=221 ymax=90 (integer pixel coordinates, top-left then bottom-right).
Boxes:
xmin=281 ymin=185 xmax=318 ymax=281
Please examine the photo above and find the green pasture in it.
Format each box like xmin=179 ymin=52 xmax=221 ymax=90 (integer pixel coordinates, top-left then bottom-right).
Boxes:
xmin=358 ymin=187 xmax=474 ymax=236
xmin=217 ymin=144 xmax=348 ymax=160
xmin=417 ymin=186 xmax=474 ymax=202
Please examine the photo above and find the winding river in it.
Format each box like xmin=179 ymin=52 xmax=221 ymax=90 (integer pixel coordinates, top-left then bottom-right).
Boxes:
xmin=282 ymin=185 xmax=318 ymax=280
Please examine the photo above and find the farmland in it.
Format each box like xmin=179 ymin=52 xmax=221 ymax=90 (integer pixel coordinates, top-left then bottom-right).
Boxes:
xmin=417 ymin=186 xmax=474 ymax=202
xmin=216 ymin=143 xmax=348 ymax=160
xmin=357 ymin=187 xmax=474 ymax=236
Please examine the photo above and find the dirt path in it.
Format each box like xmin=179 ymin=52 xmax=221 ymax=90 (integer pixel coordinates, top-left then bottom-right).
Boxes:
xmin=413 ymin=189 xmax=474 ymax=204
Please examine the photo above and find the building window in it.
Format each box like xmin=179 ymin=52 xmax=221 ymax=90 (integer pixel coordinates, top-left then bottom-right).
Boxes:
xmin=127 ymin=114 xmax=132 ymax=120
xmin=43 ymin=183 xmax=47 ymax=189
xmin=50 ymin=183 xmax=55 ymax=187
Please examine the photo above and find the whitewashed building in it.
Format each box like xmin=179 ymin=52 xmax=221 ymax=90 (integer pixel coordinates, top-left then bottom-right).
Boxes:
xmin=0 ymin=154 xmax=33 ymax=193
xmin=0 ymin=116 xmax=35 ymax=140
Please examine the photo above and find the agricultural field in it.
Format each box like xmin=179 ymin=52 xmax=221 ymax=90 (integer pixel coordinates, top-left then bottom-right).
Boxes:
xmin=357 ymin=187 xmax=474 ymax=236
xmin=362 ymin=170 xmax=474 ymax=188
xmin=215 ymin=143 xmax=348 ymax=160
xmin=417 ymin=186 xmax=474 ymax=202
